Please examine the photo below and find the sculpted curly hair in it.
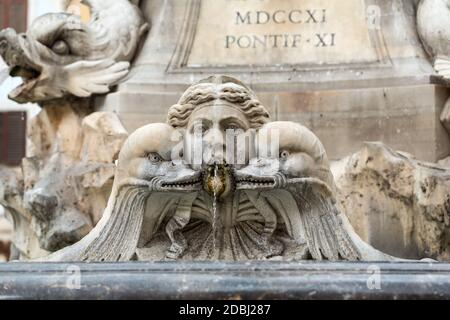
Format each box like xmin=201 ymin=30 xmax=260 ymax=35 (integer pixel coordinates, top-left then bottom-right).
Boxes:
xmin=167 ymin=76 xmax=270 ymax=129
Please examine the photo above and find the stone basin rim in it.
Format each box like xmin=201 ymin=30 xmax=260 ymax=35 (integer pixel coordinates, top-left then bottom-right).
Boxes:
xmin=1 ymin=261 xmax=448 ymax=273
xmin=1 ymin=262 xmax=449 ymax=300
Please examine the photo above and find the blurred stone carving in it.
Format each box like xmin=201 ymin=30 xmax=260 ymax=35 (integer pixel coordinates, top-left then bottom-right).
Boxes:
xmin=333 ymin=142 xmax=450 ymax=261
xmin=0 ymin=111 xmax=128 ymax=260
xmin=0 ymin=165 xmax=48 ymax=260
xmin=0 ymin=0 xmax=146 ymax=259
xmin=0 ymin=0 xmax=148 ymax=103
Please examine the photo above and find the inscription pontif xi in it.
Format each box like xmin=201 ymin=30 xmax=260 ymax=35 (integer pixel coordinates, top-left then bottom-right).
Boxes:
xmin=185 ymin=0 xmax=380 ymax=68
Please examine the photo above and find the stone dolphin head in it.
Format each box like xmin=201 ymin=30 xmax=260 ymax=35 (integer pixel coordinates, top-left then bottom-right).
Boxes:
xmin=235 ymin=121 xmax=335 ymax=190
xmin=0 ymin=0 xmax=147 ymax=103
xmin=234 ymin=122 xmax=363 ymax=261
xmin=115 ymin=123 xmax=202 ymax=193
xmin=44 ymin=123 xmax=201 ymax=262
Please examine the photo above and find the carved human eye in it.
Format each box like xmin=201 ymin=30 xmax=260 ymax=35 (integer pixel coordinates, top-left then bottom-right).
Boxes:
xmin=51 ymin=40 xmax=70 ymax=55
xmin=147 ymin=153 xmax=163 ymax=163
xmin=193 ymin=122 xmax=207 ymax=135
xmin=280 ymin=150 xmax=290 ymax=160
xmin=225 ymin=123 xmax=241 ymax=131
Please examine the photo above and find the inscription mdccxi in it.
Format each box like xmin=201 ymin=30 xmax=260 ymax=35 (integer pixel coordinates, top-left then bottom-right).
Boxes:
xmin=184 ymin=0 xmax=379 ymax=68
xmin=226 ymin=9 xmax=336 ymax=49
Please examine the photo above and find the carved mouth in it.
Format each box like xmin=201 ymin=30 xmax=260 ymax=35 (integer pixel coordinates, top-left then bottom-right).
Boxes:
xmin=0 ymin=29 xmax=44 ymax=102
xmin=160 ymin=177 xmax=202 ymax=192
xmin=8 ymin=65 xmax=42 ymax=101
xmin=235 ymin=176 xmax=276 ymax=189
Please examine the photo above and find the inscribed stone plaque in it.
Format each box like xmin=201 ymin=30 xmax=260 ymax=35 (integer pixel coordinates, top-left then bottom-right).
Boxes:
xmin=176 ymin=0 xmax=383 ymax=69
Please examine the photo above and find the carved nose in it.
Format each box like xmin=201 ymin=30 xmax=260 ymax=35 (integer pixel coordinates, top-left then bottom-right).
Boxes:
xmin=203 ymin=128 xmax=224 ymax=147
xmin=203 ymin=128 xmax=226 ymax=165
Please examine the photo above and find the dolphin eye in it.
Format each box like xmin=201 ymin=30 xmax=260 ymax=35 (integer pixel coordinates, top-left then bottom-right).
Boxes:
xmin=147 ymin=153 xmax=163 ymax=163
xmin=280 ymin=150 xmax=290 ymax=160
xmin=51 ymin=40 xmax=70 ymax=55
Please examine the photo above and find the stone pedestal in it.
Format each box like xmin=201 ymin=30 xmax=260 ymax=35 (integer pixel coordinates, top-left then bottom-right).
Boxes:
xmin=96 ymin=0 xmax=450 ymax=162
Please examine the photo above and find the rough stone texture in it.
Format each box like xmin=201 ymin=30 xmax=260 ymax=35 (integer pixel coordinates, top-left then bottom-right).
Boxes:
xmin=0 ymin=165 xmax=49 ymax=260
xmin=332 ymin=142 xmax=450 ymax=261
xmin=0 ymin=109 xmax=128 ymax=260
xmin=438 ymin=156 xmax=450 ymax=167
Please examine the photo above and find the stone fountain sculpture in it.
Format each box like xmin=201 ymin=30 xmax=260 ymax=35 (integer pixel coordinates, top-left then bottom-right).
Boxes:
xmin=45 ymin=76 xmax=399 ymax=262
xmin=0 ymin=0 xmax=148 ymax=259
xmin=0 ymin=0 xmax=442 ymax=263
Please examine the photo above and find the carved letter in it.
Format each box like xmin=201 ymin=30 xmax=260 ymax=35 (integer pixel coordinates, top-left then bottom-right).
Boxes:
xmin=269 ymin=35 xmax=283 ymax=48
xmin=306 ymin=10 xmax=318 ymax=23
xmin=253 ymin=35 xmax=268 ymax=49
xmin=292 ymin=34 xmax=302 ymax=48
xmin=315 ymin=34 xmax=327 ymax=47
xmin=289 ymin=10 xmax=302 ymax=24
xmin=236 ymin=11 xmax=251 ymax=25
xmin=237 ymin=35 xmax=252 ymax=49
xmin=256 ymin=11 xmax=270 ymax=24
xmin=273 ymin=10 xmax=286 ymax=24
xmin=226 ymin=35 xmax=236 ymax=48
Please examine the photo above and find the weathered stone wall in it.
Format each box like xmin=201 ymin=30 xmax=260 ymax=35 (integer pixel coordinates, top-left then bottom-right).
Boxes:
xmin=333 ymin=142 xmax=450 ymax=261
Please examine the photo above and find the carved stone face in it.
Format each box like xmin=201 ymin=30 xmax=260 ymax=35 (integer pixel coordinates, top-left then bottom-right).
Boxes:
xmin=183 ymin=102 xmax=254 ymax=198
xmin=184 ymin=103 xmax=251 ymax=168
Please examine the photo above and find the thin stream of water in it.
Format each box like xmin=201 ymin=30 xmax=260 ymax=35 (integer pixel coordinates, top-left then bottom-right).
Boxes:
xmin=212 ymin=164 xmax=219 ymax=255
